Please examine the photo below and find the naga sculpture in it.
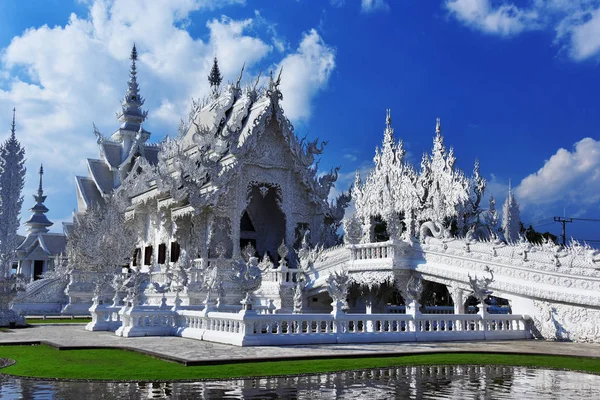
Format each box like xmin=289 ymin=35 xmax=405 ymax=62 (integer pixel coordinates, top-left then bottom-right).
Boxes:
xmin=468 ymin=266 xmax=494 ymax=312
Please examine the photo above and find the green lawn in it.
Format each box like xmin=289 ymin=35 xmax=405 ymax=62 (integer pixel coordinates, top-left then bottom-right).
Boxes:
xmin=26 ymin=318 xmax=92 ymax=324
xmin=0 ymin=345 xmax=599 ymax=381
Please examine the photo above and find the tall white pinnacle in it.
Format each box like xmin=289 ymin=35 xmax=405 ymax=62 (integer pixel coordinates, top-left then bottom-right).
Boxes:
xmin=502 ymin=179 xmax=521 ymax=243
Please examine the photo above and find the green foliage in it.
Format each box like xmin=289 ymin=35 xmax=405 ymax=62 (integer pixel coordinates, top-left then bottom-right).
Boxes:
xmin=1 ymin=345 xmax=600 ymax=381
xmin=25 ymin=318 xmax=91 ymax=324
xmin=519 ymin=223 xmax=558 ymax=244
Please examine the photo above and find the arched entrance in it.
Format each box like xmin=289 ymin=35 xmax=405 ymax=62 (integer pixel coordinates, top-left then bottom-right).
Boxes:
xmin=241 ymin=182 xmax=286 ymax=261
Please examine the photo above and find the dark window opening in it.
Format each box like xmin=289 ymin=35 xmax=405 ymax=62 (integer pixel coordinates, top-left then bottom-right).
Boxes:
xmin=170 ymin=242 xmax=181 ymax=263
xmin=132 ymin=248 xmax=141 ymax=266
xmin=158 ymin=243 xmax=167 ymax=264
xmin=240 ymin=211 xmax=256 ymax=232
xmin=144 ymin=246 xmax=153 ymax=265
xmin=33 ymin=260 xmax=44 ymax=280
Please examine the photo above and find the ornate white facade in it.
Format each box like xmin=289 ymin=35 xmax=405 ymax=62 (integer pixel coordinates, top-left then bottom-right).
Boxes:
xmin=14 ymin=46 xmax=600 ymax=345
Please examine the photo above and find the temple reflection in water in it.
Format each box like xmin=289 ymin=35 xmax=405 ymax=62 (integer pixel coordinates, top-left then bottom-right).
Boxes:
xmin=2 ymin=365 xmax=600 ymax=399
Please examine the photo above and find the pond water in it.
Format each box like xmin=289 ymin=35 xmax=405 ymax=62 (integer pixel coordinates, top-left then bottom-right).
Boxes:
xmin=1 ymin=365 xmax=599 ymax=399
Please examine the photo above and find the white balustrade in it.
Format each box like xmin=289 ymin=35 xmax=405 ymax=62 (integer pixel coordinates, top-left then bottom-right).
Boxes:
xmin=351 ymin=241 xmax=394 ymax=261
xmin=101 ymin=302 xmax=532 ymax=345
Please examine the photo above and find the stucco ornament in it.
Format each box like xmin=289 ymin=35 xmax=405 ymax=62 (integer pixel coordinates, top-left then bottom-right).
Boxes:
xmin=343 ymin=214 xmax=363 ymax=245
xmin=230 ymin=256 xmax=263 ymax=310
xmin=277 ymin=240 xmax=289 ymax=268
xmin=326 ymin=268 xmax=350 ymax=313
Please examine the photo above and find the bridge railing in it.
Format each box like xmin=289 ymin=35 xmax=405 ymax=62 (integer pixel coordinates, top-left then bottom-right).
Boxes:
xmin=100 ymin=305 xmax=532 ymax=345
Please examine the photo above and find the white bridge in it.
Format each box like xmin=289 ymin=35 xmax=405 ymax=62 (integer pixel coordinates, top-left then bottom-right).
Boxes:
xmin=306 ymin=233 xmax=600 ymax=343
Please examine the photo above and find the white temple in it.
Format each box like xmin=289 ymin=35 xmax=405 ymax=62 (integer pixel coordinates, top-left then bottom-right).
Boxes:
xmin=12 ymin=45 xmax=600 ymax=345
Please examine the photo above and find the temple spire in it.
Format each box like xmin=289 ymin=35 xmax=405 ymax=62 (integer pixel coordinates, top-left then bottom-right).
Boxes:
xmin=25 ymin=164 xmax=53 ymax=234
xmin=113 ymin=44 xmax=149 ymax=143
xmin=10 ymin=107 xmax=15 ymax=138
xmin=37 ymin=164 xmax=44 ymax=197
xmin=383 ymin=108 xmax=394 ymax=145
xmin=435 ymin=117 xmax=442 ymax=135
xmin=208 ymin=56 xmax=223 ymax=97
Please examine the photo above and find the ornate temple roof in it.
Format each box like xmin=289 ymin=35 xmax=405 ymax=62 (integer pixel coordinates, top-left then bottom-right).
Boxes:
xmin=127 ymin=66 xmax=338 ymax=216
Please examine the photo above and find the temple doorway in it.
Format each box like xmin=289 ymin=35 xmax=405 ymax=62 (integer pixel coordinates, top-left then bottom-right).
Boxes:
xmin=241 ymin=183 xmax=286 ymax=262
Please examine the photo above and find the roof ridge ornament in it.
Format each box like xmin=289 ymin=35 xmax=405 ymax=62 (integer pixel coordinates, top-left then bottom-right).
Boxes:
xmin=235 ymin=62 xmax=245 ymax=90
xmin=267 ymin=67 xmax=284 ymax=103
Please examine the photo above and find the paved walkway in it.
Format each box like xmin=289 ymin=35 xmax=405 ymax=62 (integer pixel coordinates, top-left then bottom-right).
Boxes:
xmin=2 ymin=325 xmax=600 ymax=365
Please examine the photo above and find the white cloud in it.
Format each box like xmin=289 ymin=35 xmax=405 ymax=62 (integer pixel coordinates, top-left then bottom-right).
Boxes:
xmin=445 ymin=0 xmax=600 ymax=61
xmin=0 ymin=0 xmax=335 ymax=232
xmin=445 ymin=0 xmax=540 ymax=36
xmin=277 ymin=29 xmax=335 ymax=121
xmin=361 ymin=0 xmax=390 ymax=14
xmin=515 ymin=138 xmax=600 ymax=209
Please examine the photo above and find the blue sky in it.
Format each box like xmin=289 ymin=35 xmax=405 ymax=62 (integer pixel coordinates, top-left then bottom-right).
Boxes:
xmin=1 ymin=0 xmax=599 ymax=243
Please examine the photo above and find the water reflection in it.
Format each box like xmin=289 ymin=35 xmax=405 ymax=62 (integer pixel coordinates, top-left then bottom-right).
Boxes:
xmin=2 ymin=365 xmax=599 ymax=399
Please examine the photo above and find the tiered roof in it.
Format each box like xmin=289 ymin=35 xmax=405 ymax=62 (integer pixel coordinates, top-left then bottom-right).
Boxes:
xmin=74 ymin=45 xmax=159 ymax=213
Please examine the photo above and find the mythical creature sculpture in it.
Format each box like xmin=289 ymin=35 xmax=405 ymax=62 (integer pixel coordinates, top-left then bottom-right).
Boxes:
xmin=0 ymin=274 xmax=25 ymax=327
xmin=326 ymin=268 xmax=350 ymax=313
xmin=111 ymin=274 xmax=125 ymax=307
xmin=419 ymin=221 xmax=445 ymax=242
xmin=404 ymin=274 xmax=424 ymax=303
xmin=297 ymin=231 xmax=325 ymax=279
xmin=230 ymin=256 xmax=263 ymax=310
xmin=122 ymin=268 xmax=148 ymax=306
xmin=315 ymin=166 xmax=340 ymax=199
xmin=169 ymin=249 xmax=190 ymax=294
xmin=293 ymin=280 xmax=305 ymax=314
xmin=468 ymin=266 xmax=494 ymax=305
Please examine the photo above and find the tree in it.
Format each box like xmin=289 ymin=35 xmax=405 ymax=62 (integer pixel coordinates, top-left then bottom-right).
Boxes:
xmin=0 ymin=109 xmax=26 ymax=277
xmin=519 ymin=222 xmax=558 ymax=245
xmin=208 ymin=57 xmax=222 ymax=96
xmin=66 ymin=192 xmax=136 ymax=296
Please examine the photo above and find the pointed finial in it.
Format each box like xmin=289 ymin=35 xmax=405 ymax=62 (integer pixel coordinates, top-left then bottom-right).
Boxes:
xmin=131 ymin=43 xmax=138 ymax=61
xmin=253 ymin=69 xmax=262 ymax=91
xmin=38 ymin=164 xmax=44 ymax=195
xmin=386 ymin=108 xmax=392 ymax=128
xmin=236 ymin=62 xmax=245 ymax=89
xmin=275 ymin=66 xmax=283 ymax=87
xmin=508 ymin=178 xmax=512 ymax=193
xmin=435 ymin=117 xmax=441 ymax=134
xmin=10 ymin=107 xmax=15 ymax=137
